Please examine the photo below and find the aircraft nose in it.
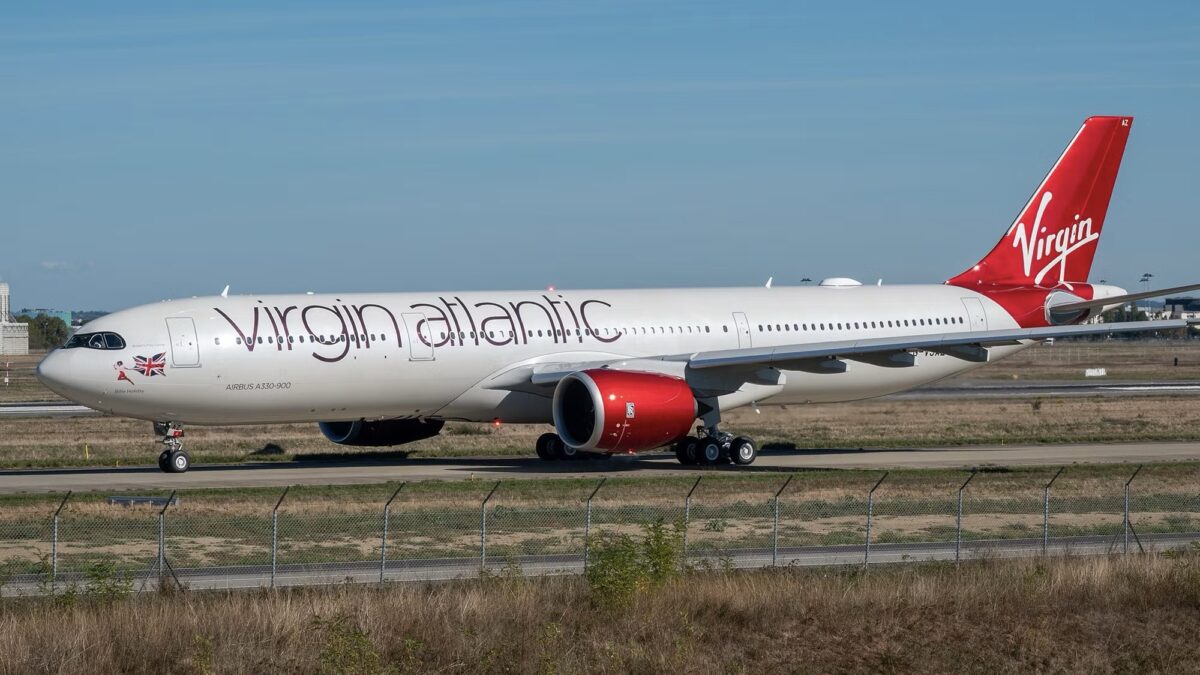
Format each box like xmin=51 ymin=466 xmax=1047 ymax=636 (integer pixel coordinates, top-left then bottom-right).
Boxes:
xmin=35 ymin=351 xmax=72 ymax=397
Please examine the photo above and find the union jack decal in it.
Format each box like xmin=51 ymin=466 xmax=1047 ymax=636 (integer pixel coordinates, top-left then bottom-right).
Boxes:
xmin=129 ymin=353 xmax=167 ymax=377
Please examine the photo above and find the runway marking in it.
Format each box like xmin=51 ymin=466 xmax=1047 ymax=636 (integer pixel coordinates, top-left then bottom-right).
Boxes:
xmin=1100 ymin=385 xmax=1200 ymax=392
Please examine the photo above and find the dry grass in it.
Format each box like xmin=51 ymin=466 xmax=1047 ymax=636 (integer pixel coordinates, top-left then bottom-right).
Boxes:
xmin=2 ymin=554 xmax=1199 ymax=673
xmin=950 ymin=339 xmax=1200 ymax=381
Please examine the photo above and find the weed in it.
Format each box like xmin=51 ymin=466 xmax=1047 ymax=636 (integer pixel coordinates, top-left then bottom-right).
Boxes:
xmin=313 ymin=614 xmax=388 ymax=675
xmin=703 ymin=517 xmax=728 ymax=532
xmin=191 ymin=635 xmax=214 ymax=675
xmin=82 ymin=560 xmax=133 ymax=604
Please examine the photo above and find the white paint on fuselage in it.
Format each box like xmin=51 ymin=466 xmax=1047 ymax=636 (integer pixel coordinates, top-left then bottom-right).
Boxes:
xmin=37 ymin=284 xmax=1024 ymax=425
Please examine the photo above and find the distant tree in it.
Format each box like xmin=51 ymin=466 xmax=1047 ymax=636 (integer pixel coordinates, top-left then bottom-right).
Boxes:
xmin=17 ymin=314 xmax=70 ymax=350
xmin=1102 ymin=306 xmax=1147 ymax=323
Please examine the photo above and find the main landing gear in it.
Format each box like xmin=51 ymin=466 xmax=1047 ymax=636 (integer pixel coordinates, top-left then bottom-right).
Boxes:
xmin=673 ymin=426 xmax=758 ymax=467
xmin=535 ymin=433 xmax=607 ymax=462
xmin=155 ymin=422 xmax=191 ymax=473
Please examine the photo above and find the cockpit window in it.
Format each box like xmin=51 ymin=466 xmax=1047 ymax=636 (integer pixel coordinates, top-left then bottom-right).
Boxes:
xmin=63 ymin=332 xmax=127 ymax=350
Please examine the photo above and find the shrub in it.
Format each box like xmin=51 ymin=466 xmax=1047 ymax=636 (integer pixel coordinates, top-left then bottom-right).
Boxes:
xmin=586 ymin=519 xmax=683 ymax=608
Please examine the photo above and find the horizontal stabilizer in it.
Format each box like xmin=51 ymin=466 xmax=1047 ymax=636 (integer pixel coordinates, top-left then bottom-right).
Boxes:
xmin=1050 ymin=282 xmax=1200 ymax=313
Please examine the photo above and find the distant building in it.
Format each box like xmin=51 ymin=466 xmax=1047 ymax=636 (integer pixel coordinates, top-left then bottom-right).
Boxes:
xmin=17 ymin=308 xmax=72 ymax=325
xmin=0 ymin=282 xmax=30 ymax=356
xmin=1163 ymin=297 xmax=1200 ymax=321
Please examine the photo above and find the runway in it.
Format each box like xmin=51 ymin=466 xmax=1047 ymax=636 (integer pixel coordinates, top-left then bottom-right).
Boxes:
xmin=2 ymin=441 xmax=1197 ymax=494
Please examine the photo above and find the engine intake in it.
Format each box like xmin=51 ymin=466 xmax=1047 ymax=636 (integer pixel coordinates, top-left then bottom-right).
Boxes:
xmin=552 ymin=369 xmax=696 ymax=452
xmin=318 ymin=418 xmax=444 ymax=447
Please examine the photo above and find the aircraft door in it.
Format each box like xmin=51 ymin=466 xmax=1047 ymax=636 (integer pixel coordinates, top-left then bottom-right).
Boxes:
xmin=961 ymin=298 xmax=989 ymax=331
xmin=732 ymin=312 xmax=752 ymax=348
xmin=165 ymin=317 xmax=201 ymax=367
xmin=401 ymin=312 xmax=435 ymax=361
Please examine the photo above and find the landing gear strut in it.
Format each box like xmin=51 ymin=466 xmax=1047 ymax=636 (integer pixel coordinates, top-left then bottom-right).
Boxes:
xmin=155 ymin=422 xmax=191 ymax=473
xmin=673 ymin=425 xmax=758 ymax=467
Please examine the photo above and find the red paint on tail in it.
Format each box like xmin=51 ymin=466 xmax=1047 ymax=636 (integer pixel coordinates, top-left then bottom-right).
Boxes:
xmin=948 ymin=116 xmax=1132 ymax=289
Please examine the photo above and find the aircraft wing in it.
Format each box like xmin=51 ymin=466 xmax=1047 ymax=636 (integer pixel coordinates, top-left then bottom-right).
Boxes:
xmin=484 ymin=319 xmax=1188 ymax=393
xmin=687 ymin=319 xmax=1188 ymax=371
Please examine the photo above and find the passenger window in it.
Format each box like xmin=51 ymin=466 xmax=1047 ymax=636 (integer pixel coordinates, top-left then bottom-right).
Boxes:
xmin=236 ymin=338 xmax=243 ymax=345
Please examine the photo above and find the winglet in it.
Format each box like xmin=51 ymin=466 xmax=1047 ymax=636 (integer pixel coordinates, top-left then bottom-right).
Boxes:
xmin=220 ymin=285 xmax=229 ymax=298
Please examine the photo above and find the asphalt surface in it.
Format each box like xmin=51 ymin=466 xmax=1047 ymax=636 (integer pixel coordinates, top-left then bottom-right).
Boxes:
xmin=1 ymin=441 xmax=1197 ymax=494
xmin=3 ymin=532 xmax=1190 ymax=595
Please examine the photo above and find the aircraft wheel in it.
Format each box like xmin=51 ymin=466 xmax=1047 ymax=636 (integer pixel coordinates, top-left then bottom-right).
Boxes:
xmin=168 ymin=450 xmax=191 ymax=474
xmin=554 ymin=437 xmax=581 ymax=461
xmin=157 ymin=450 xmax=172 ymax=473
xmin=698 ymin=438 xmax=725 ymax=465
xmin=674 ymin=437 xmax=698 ymax=465
xmin=730 ymin=437 xmax=758 ymax=466
xmin=535 ymin=433 xmax=558 ymax=461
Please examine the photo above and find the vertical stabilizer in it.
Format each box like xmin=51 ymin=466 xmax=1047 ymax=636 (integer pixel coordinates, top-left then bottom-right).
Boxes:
xmin=948 ymin=116 xmax=1132 ymax=288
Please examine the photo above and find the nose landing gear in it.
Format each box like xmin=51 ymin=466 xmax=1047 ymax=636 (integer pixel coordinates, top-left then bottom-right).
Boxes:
xmin=155 ymin=422 xmax=191 ymax=473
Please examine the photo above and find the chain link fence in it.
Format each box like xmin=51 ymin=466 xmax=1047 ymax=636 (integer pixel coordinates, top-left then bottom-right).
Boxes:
xmin=0 ymin=467 xmax=1197 ymax=595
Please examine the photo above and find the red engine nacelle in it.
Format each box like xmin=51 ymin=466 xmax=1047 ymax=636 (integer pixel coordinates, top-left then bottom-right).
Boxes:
xmin=552 ymin=369 xmax=697 ymax=453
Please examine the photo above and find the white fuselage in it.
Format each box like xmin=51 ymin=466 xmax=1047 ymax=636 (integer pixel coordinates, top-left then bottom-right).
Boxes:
xmin=37 ymin=284 xmax=1025 ymax=425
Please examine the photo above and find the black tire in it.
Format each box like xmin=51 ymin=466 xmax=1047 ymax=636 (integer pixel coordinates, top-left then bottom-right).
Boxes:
xmin=168 ymin=450 xmax=191 ymax=473
xmin=730 ymin=436 xmax=758 ymax=466
xmin=674 ymin=437 xmax=697 ymax=465
xmin=535 ymin=433 xmax=558 ymax=461
xmin=698 ymin=438 xmax=724 ymax=465
xmin=157 ymin=450 xmax=172 ymax=473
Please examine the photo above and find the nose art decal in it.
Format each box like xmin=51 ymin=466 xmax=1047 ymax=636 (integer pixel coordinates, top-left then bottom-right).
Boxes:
xmin=114 ymin=353 xmax=167 ymax=382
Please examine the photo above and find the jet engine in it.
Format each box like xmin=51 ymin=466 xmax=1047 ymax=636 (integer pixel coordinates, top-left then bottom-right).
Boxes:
xmin=552 ymin=369 xmax=697 ymax=452
xmin=318 ymin=418 xmax=444 ymax=446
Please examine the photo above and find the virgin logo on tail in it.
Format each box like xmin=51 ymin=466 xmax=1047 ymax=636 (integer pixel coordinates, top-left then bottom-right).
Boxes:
xmin=948 ymin=116 xmax=1131 ymax=290
xmin=1009 ymin=191 xmax=1099 ymax=285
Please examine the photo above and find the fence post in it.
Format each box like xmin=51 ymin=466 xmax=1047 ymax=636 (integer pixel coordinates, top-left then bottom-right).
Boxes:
xmin=864 ymin=472 xmax=888 ymax=567
xmin=380 ymin=483 xmax=406 ymax=583
xmin=1043 ymin=467 xmax=1064 ymax=555
xmin=51 ymin=491 xmax=71 ymax=586
xmin=157 ymin=490 xmax=176 ymax=585
xmin=772 ymin=475 xmax=795 ymax=567
xmin=1124 ymin=465 xmax=1142 ymax=554
xmin=583 ymin=478 xmax=606 ymax=571
xmin=271 ymin=486 xmax=290 ymax=588
xmin=480 ymin=481 xmax=500 ymax=573
xmin=956 ymin=471 xmax=976 ymax=564
xmin=683 ymin=477 xmax=702 ymax=564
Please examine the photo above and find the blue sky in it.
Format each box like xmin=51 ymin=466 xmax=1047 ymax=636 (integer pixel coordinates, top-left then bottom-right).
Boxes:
xmin=3 ymin=1 xmax=1198 ymax=310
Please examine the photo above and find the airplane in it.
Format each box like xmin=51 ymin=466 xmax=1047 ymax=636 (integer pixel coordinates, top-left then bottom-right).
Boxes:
xmin=36 ymin=115 xmax=1200 ymax=473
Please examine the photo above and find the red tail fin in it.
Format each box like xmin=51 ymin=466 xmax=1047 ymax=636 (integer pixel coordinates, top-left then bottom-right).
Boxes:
xmin=948 ymin=116 xmax=1132 ymax=288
